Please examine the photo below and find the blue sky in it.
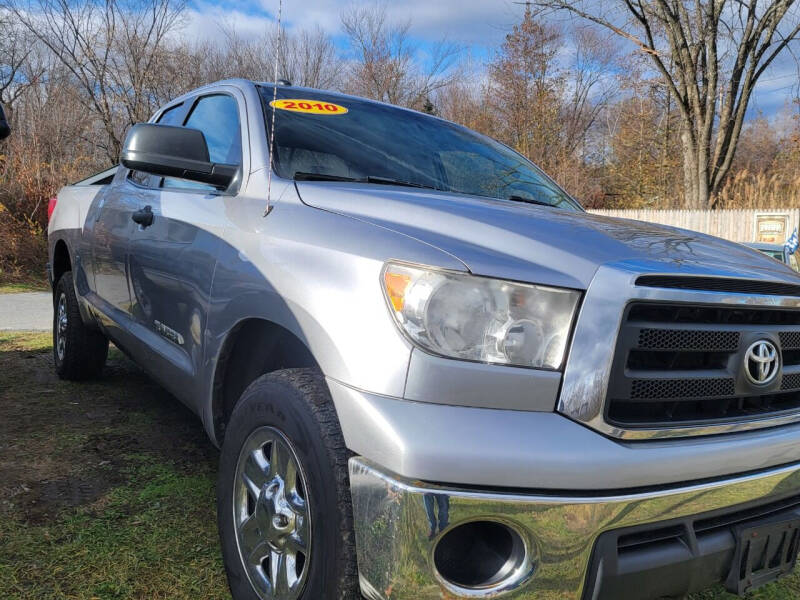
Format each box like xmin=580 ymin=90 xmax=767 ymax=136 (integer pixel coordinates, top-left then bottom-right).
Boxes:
xmin=184 ymin=0 xmax=518 ymax=57
xmin=184 ymin=0 xmax=800 ymax=119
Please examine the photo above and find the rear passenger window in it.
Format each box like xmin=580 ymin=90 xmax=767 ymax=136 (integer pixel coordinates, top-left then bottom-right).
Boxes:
xmin=184 ymin=95 xmax=242 ymax=165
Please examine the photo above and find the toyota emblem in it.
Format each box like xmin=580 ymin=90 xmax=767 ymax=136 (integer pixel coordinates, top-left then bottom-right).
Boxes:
xmin=744 ymin=340 xmax=780 ymax=385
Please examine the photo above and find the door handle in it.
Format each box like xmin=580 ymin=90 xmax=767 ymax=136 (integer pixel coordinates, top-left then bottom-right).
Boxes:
xmin=132 ymin=205 xmax=154 ymax=228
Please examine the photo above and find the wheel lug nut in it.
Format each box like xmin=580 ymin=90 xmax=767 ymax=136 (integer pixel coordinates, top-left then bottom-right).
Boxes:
xmin=273 ymin=515 xmax=290 ymax=529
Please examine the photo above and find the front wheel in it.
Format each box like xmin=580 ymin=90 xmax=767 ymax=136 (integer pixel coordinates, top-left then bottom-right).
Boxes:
xmin=217 ymin=369 xmax=359 ymax=600
xmin=53 ymin=271 xmax=108 ymax=380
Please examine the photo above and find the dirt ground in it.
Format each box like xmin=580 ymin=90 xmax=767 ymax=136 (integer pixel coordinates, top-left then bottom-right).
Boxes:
xmin=0 ymin=331 xmax=229 ymax=599
xmin=1 ymin=331 xmax=799 ymax=599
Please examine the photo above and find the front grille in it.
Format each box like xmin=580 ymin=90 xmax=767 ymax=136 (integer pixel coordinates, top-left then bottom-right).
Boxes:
xmin=618 ymin=493 xmax=800 ymax=553
xmin=636 ymin=275 xmax=800 ymax=297
xmin=629 ymin=377 xmax=735 ymax=400
xmin=638 ymin=328 xmax=739 ymax=351
xmin=585 ymin=491 xmax=800 ymax=599
xmin=628 ymin=303 xmax=800 ymax=325
xmin=782 ymin=373 xmax=800 ymax=391
xmin=607 ymin=302 xmax=800 ymax=428
xmin=780 ymin=331 xmax=800 ymax=349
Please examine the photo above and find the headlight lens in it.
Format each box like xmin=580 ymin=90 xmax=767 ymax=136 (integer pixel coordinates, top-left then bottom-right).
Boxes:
xmin=382 ymin=262 xmax=580 ymax=370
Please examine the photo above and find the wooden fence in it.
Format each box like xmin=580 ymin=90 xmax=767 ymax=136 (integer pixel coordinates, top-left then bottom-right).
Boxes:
xmin=588 ymin=208 xmax=800 ymax=244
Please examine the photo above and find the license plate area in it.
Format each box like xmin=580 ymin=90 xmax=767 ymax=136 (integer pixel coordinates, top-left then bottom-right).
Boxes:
xmin=725 ymin=512 xmax=800 ymax=595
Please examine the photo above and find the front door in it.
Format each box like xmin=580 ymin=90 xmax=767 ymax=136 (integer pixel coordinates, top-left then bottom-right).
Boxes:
xmin=127 ymin=92 xmax=245 ymax=407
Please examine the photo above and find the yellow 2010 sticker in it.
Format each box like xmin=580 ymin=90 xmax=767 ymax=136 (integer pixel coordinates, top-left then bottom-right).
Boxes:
xmin=270 ymin=99 xmax=349 ymax=115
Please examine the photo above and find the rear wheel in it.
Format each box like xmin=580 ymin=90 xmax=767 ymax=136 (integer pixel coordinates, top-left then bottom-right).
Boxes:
xmin=53 ymin=271 xmax=108 ymax=380
xmin=217 ymin=369 xmax=359 ymax=600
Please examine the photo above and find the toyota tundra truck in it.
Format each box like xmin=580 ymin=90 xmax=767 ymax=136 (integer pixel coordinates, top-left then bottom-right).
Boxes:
xmin=47 ymin=79 xmax=800 ymax=600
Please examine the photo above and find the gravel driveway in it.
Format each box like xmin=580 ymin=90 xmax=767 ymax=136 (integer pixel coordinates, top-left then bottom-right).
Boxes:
xmin=0 ymin=292 xmax=52 ymax=331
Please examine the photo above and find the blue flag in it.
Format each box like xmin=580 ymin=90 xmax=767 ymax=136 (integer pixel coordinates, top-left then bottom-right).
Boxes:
xmin=786 ymin=228 xmax=799 ymax=254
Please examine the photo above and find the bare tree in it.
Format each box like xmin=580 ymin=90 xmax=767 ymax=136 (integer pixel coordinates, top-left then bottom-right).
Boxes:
xmin=533 ymin=0 xmax=800 ymax=208
xmin=281 ymin=28 xmax=344 ymax=90
xmin=6 ymin=0 xmax=186 ymax=160
xmin=341 ymin=3 xmax=459 ymax=109
xmin=146 ymin=39 xmax=217 ymax=103
xmin=487 ymin=8 xmax=564 ymax=170
xmin=218 ymin=24 xmax=344 ymax=89
xmin=0 ymin=11 xmax=43 ymax=111
xmin=561 ymin=27 xmax=619 ymax=158
xmin=436 ymin=61 xmax=497 ymax=135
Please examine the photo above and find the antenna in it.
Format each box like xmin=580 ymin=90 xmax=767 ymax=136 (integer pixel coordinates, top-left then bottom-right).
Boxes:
xmin=512 ymin=0 xmax=535 ymax=13
xmin=264 ymin=0 xmax=283 ymax=217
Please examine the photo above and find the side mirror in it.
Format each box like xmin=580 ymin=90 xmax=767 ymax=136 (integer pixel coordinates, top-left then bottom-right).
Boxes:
xmin=0 ymin=104 xmax=10 ymax=141
xmin=120 ymin=123 xmax=237 ymax=189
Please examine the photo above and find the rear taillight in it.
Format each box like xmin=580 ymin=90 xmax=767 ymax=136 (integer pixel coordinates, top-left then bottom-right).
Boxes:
xmin=47 ymin=197 xmax=57 ymax=221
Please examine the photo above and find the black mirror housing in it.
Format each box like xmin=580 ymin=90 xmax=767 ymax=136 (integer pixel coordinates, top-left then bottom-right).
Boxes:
xmin=120 ymin=123 xmax=237 ymax=189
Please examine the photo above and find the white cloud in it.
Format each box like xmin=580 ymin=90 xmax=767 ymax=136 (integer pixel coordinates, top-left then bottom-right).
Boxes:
xmin=183 ymin=2 xmax=277 ymax=43
xmin=252 ymin=0 xmax=522 ymax=46
xmin=383 ymin=0 xmax=520 ymax=45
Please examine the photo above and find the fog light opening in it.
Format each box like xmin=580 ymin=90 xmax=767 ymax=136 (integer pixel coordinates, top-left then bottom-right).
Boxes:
xmin=433 ymin=520 xmax=530 ymax=590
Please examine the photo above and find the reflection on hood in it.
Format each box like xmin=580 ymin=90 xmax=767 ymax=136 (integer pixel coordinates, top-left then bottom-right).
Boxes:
xmin=296 ymin=182 xmax=799 ymax=290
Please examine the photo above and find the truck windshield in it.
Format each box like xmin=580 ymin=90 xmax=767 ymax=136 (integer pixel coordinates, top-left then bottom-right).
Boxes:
xmin=763 ymin=250 xmax=784 ymax=262
xmin=258 ymin=86 xmax=582 ymax=211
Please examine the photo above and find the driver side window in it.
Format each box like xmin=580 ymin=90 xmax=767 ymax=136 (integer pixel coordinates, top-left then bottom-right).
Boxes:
xmin=185 ymin=95 xmax=242 ymax=165
xmin=162 ymin=94 xmax=242 ymax=190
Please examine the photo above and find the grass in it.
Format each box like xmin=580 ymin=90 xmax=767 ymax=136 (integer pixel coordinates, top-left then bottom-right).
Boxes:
xmin=0 ymin=331 xmax=799 ymax=599
xmin=0 ymin=280 xmax=49 ymax=294
xmin=0 ymin=331 xmax=229 ymax=599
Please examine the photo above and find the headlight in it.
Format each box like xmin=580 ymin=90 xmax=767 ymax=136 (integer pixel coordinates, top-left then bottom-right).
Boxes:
xmin=382 ymin=262 xmax=580 ymax=370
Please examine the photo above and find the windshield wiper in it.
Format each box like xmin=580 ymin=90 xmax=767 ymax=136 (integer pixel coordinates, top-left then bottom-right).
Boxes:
xmin=365 ymin=176 xmax=439 ymax=191
xmin=507 ymin=194 xmax=555 ymax=208
xmin=294 ymin=171 xmax=440 ymax=191
xmin=293 ymin=172 xmax=360 ymax=182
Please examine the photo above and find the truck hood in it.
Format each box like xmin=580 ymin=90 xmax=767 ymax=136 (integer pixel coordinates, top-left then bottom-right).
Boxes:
xmin=296 ymin=182 xmax=798 ymax=289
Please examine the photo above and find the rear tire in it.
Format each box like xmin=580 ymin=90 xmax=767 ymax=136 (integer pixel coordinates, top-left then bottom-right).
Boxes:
xmin=217 ymin=368 xmax=359 ymax=600
xmin=53 ymin=271 xmax=108 ymax=380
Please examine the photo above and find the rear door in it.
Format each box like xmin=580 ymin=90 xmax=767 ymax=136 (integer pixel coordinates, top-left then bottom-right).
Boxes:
xmin=88 ymin=172 xmax=139 ymax=323
xmin=126 ymin=92 xmax=246 ymax=407
xmin=86 ymin=102 xmax=189 ymax=334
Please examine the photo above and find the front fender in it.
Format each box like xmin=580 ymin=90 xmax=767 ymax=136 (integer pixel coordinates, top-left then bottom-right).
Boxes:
xmin=200 ymin=177 xmax=467 ymax=441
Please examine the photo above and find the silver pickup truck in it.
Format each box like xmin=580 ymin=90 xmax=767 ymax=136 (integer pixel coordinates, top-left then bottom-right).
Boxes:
xmin=48 ymin=79 xmax=800 ymax=600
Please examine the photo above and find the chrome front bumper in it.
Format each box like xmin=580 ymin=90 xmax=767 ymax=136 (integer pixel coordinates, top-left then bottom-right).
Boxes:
xmin=349 ymin=457 xmax=800 ymax=599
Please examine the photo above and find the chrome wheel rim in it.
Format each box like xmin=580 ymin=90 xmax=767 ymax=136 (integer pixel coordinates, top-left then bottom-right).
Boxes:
xmin=233 ymin=426 xmax=311 ymax=600
xmin=56 ymin=293 xmax=67 ymax=361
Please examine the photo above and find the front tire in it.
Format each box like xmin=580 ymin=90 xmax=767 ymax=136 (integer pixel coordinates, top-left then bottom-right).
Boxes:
xmin=217 ymin=369 xmax=359 ymax=600
xmin=53 ymin=271 xmax=109 ymax=380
